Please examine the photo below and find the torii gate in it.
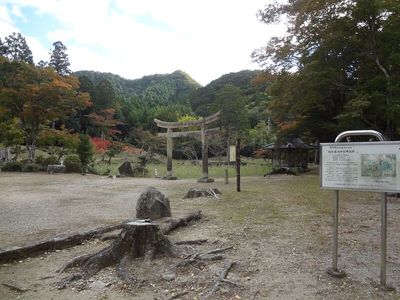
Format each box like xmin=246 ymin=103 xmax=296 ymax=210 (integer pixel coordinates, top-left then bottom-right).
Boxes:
xmin=154 ymin=111 xmax=220 ymax=182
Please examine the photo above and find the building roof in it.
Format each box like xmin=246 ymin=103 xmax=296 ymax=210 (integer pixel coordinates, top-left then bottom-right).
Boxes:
xmin=264 ymin=138 xmax=316 ymax=150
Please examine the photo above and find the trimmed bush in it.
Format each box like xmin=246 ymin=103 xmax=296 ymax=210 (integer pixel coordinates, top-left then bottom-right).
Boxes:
xmin=36 ymin=155 xmax=59 ymax=167
xmin=64 ymin=155 xmax=82 ymax=173
xmin=42 ymin=156 xmax=59 ymax=166
xmin=22 ymin=163 xmax=41 ymax=172
xmin=35 ymin=155 xmax=45 ymax=166
xmin=1 ymin=161 xmax=23 ymax=172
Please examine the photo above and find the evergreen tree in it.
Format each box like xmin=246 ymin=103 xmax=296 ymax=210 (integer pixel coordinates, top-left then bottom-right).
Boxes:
xmin=214 ymin=84 xmax=250 ymax=164
xmin=3 ymin=32 xmax=34 ymax=64
xmin=92 ymin=79 xmax=115 ymax=111
xmin=49 ymin=41 xmax=71 ymax=76
xmin=77 ymin=134 xmax=94 ymax=167
xmin=0 ymin=38 xmax=7 ymax=56
xmin=37 ymin=60 xmax=48 ymax=68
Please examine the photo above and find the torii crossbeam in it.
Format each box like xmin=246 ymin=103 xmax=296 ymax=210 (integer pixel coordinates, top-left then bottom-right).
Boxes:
xmin=154 ymin=111 xmax=220 ymax=182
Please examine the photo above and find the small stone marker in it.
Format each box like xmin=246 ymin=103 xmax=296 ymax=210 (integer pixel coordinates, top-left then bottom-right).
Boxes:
xmin=47 ymin=165 xmax=66 ymax=174
xmin=118 ymin=161 xmax=134 ymax=176
xmin=136 ymin=187 xmax=172 ymax=220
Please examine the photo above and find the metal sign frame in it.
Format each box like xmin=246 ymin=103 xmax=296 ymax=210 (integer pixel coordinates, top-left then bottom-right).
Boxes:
xmin=324 ymin=130 xmax=394 ymax=290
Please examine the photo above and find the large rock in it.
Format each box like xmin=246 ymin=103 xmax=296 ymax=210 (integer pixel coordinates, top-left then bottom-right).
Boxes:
xmin=47 ymin=165 xmax=66 ymax=174
xmin=118 ymin=161 xmax=133 ymax=176
xmin=136 ymin=187 xmax=172 ymax=220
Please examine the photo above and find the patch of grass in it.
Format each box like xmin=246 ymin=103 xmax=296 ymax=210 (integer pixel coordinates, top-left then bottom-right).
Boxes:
xmin=206 ymin=173 xmax=332 ymax=228
xmin=90 ymin=153 xmax=272 ymax=179
xmin=149 ymin=159 xmax=272 ymax=179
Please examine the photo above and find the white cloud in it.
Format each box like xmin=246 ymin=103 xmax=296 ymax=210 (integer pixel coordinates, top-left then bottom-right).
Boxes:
xmin=1 ymin=0 xmax=285 ymax=85
xmin=0 ymin=5 xmax=18 ymax=36
xmin=26 ymin=36 xmax=49 ymax=63
xmin=11 ymin=4 xmax=25 ymax=21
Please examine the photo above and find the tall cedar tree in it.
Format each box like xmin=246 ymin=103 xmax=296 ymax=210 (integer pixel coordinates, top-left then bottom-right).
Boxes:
xmin=214 ymin=84 xmax=249 ymax=161
xmin=2 ymin=32 xmax=34 ymax=64
xmin=49 ymin=41 xmax=71 ymax=76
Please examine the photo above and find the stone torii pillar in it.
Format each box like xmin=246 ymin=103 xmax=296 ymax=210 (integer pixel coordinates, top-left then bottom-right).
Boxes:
xmin=154 ymin=111 xmax=220 ymax=182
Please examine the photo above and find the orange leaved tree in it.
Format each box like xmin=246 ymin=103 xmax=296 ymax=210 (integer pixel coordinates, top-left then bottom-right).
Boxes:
xmin=0 ymin=57 xmax=91 ymax=161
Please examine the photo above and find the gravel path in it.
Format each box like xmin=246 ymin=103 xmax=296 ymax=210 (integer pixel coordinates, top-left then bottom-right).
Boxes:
xmin=0 ymin=173 xmax=191 ymax=247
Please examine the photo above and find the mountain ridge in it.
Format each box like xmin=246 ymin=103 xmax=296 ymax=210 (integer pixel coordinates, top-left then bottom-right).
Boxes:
xmin=74 ymin=69 xmax=201 ymax=105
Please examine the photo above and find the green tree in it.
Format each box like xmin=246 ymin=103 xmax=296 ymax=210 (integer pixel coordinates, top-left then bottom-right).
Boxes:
xmin=254 ymin=0 xmax=400 ymax=141
xmin=3 ymin=32 xmax=33 ymax=64
xmin=0 ymin=38 xmax=7 ymax=56
xmin=37 ymin=128 xmax=79 ymax=160
xmin=37 ymin=60 xmax=48 ymax=68
xmin=49 ymin=41 xmax=71 ymax=76
xmin=0 ymin=118 xmax=24 ymax=160
xmin=77 ymin=134 xmax=94 ymax=168
xmin=215 ymin=84 xmax=249 ymax=142
xmin=92 ymin=79 xmax=115 ymax=111
xmin=214 ymin=85 xmax=249 ymax=164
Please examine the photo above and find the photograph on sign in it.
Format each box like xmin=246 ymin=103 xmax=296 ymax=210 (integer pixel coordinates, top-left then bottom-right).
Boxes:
xmin=320 ymin=141 xmax=400 ymax=192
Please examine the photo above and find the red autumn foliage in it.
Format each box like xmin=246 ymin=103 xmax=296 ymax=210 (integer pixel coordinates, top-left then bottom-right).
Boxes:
xmin=90 ymin=137 xmax=111 ymax=154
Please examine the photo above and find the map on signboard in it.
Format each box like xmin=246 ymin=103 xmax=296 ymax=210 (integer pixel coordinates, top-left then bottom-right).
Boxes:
xmin=361 ymin=154 xmax=396 ymax=178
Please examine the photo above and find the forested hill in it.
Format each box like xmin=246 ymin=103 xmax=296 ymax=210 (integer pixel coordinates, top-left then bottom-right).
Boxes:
xmin=74 ymin=70 xmax=201 ymax=105
xmin=189 ymin=70 xmax=269 ymax=117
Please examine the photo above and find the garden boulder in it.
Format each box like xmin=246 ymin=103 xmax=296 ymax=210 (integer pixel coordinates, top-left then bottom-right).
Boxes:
xmin=118 ymin=161 xmax=134 ymax=176
xmin=136 ymin=187 xmax=172 ymax=220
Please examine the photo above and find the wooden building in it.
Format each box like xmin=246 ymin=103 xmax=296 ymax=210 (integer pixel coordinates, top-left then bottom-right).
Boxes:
xmin=264 ymin=138 xmax=315 ymax=170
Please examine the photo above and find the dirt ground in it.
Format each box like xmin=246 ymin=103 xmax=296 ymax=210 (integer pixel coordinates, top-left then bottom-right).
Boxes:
xmin=1 ymin=171 xmax=400 ymax=299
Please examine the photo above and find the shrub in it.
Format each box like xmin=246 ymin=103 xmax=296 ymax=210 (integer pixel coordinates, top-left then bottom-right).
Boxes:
xmin=22 ymin=163 xmax=41 ymax=172
xmin=64 ymin=155 xmax=82 ymax=173
xmin=1 ymin=161 xmax=23 ymax=172
xmin=35 ymin=155 xmax=45 ymax=166
xmin=42 ymin=156 xmax=59 ymax=166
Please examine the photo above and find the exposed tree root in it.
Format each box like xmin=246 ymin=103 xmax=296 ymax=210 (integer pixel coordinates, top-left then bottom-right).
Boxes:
xmin=55 ymin=274 xmax=83 ymax=290
xmin=175 ymin=239 xmax=208 ymax=245
xmin=207 ymin=261 xmax=236 ymax=297
xmin=173 ymin=245 xmax=232 ymax=269
xmin=160 ymin=210 xmax=202 ymax=234
xmin=2 ymin=282 xmax=28 ymax=293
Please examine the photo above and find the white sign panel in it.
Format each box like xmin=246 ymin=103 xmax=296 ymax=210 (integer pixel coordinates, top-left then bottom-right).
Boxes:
xmin=229 ymin=145 xmax=236 ymax=162
xmin=320 ymin=141 xmax=400 ymax=192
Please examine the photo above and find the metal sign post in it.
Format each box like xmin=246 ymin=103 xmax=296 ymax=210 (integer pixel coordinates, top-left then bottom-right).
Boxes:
xmin=236 ymin=139 xmax=241 ymax=192
xmin=323 ymin=130 xmax=394 ymax=290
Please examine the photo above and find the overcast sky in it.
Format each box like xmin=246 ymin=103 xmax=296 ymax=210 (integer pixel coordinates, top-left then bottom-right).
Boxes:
xmin=0 ymin=0 xmax=284 ymax=85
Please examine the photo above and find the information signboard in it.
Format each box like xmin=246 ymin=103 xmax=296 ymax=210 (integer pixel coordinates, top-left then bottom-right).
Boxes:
xmin=320 ymin=141 xmax=400 ymax=192
xmin=229 ymin=145 xmax=236 ymax=162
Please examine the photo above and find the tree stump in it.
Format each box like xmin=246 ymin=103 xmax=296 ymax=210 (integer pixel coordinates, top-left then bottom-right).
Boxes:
xmin=59 ymin=221 xmax=174 ymax=278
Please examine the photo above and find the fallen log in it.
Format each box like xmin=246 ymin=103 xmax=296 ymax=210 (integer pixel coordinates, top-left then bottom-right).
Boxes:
xmin=1 ymin=211 xmax=202 ymax=263
xmin=0 ymin=223 xmax=125 ymax=263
